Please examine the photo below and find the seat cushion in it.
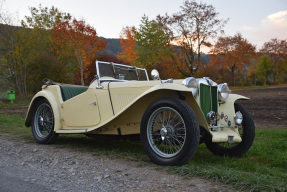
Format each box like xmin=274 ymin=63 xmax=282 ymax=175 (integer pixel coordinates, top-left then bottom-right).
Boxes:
xmin=59 ymin=85 xmax=88 ymax=101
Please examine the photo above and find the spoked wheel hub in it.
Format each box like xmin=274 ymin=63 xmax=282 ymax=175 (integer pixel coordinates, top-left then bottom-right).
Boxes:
xmin=39 ymin=116 xmax=44 ymax=126
xmin=160 ymin=125 xmax=175 ymax=140
xmin=160 ymin=126 xmax=168 ymax=140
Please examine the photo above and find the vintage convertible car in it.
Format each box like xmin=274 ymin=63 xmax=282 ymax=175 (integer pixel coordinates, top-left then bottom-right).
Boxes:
xmin=25 ymin=61 xmax=255 ymax=166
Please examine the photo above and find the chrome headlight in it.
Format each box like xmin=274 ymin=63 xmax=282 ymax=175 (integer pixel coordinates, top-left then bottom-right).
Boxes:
xmin=218 ymin=83 xmax=230 ymax=101
xmin=234 ymin=111 xmax=243 ymax=125
xmin=182 ymin=77 xmax=198 ymax=96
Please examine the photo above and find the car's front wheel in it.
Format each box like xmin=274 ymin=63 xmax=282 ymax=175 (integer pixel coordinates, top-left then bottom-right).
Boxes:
xmin=140 ymin=98 xmax=200 ymax=166
xmin=205 ymin=103 xmax=255 ymax=157
xmin=31 ymin=99 xmax=58 ymax=144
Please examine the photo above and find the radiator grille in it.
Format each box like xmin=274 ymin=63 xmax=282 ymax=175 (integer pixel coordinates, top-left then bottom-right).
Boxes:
xmin=200 ymin=84 xmax=218 ymax=124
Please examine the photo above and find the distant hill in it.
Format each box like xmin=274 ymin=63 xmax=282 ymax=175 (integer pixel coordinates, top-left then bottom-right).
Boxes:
xmin=0 ymin=24 xmax=123 ymax=56
xmin=99 ymin=37 xmax=122 ymax=56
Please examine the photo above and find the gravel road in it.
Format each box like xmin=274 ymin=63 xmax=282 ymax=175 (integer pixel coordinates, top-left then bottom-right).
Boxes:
xmin=0 ymin=135 xmax=229 ymax=192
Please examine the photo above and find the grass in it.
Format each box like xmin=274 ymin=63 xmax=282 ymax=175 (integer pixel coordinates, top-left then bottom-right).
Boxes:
xmin=168 ymin=129 xmax=287 ymax=191
xmin=0 ymin=113 xmax=286 ymax=191
xmin=0 ymin=114 xmax=28 ymax=134
xmin=0 ymin=97 xmax=31 ymax=108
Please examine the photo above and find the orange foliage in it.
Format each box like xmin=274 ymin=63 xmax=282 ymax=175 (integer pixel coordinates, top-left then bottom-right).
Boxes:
xmin=150 ymin=56 xmax=182 ymax=80
xmin=210 ymin=33 xmax=256 ymax=85
xmin=194 ymin=62 xmax=219 ymax=82
xmin=117 ymin=26 xmax=139 ymax=66
xmin=51 ymin=18 xmax=106 ymax=85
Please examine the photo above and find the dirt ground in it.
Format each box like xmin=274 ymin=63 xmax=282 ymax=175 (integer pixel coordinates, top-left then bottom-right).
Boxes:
xmin=232 ymin=86 xmax=287 ymax=129
xmin=1 ymin=86 xmax=286 ymax=129
xmin=0 ymin=107 xmax=28 ymax=116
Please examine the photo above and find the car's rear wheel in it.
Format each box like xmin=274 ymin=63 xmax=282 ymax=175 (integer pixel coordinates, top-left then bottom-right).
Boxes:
xmin=205 ymin=103 xmax=255 ymax=156
xmin=31 ymin=99 xmax=58 ymax=144
xmin=140 ymin=98 xmax=200 ymax=166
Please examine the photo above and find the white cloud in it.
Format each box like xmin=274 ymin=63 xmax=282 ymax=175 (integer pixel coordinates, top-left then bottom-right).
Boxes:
xmin=266 ymin=10 xmax=287 ymax=20
xmin=243 ymin=10 xmax=287 ymax=49
xmin=262 ymin=10 xmax=287 ymax=28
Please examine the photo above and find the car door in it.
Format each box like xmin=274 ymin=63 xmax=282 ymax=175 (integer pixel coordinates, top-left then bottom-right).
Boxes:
xmin=61 ymin=89 xmax=100 ymax=128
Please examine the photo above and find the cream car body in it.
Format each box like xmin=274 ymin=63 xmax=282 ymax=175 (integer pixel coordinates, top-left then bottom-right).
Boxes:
xmin=25 ymin=61 xmax=255 ymax=165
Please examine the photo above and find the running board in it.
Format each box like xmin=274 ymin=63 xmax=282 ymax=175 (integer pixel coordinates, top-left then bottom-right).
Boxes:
xmin=56 ymin=129 xmax=87 ymax=134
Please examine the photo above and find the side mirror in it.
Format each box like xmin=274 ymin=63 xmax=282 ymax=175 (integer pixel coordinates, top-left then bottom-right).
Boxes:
xmin=151 ymin=69 xmax=160 ymax=80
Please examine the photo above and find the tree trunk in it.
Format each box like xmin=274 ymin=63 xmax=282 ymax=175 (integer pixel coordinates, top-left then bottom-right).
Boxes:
xmin=197 ymin=36 xmax=201 ymax=74
xmin=24 ymin=62 xmax=27 ymax=96
xmin=232 ymin=66 xmax=236 ymax=86
xmin=76 ymin=52 xmax=85 ymax=86
xmin=80 ymin=59 xmax=84 ymax=86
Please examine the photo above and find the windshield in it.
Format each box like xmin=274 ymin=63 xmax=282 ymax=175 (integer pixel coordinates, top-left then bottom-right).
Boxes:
xmin=96 ymin=61 xmax=149 ymax=81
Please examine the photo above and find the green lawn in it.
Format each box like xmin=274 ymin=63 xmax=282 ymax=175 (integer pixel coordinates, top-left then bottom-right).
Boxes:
xmin=0 ymin=97 xmax=31 ymax=108
xmin=169 ymin=128 xmax=287 ymax=191
xmin=0 ymin=113 xmax=286 ymax=191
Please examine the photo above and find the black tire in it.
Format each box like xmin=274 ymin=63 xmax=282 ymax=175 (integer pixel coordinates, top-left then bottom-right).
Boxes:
xmin=31 ymin=99 xmax=58 ymax=144
xmin=205 ymin=103 xmax=255 ymax=157
xmin=140 ymin=97 xmax=200 ymax=166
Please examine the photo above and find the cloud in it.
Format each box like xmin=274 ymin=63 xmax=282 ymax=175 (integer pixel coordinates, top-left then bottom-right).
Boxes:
xmin=265 ymin=10 xmax=287 ymax=20
xmin=262 ymin=10 xmax=287 ymax=27
xmin=243 ymin=10 xmax=287 ymax=48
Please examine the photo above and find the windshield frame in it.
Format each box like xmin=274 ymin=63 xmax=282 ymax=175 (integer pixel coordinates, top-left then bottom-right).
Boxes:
xmin=96 ymin=60 xmax=149 ymax=83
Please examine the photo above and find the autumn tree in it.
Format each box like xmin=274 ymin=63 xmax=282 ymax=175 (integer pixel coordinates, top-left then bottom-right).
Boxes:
xmin=21 ymin=5 xmax=71 ymax=58
xmin=52 ymin=19 xmax=106 ymax=85
xmin=0 ymin=8 xmax=31 ymax=96
xmin=21 ymin=6 xmax=72 ymax=92
xmin=117 ymin=26 xmax=138 ymax=66
xmin=159 ymin=0 xmax=228 ymax=77
xmin=256 ymin=55 xmax=272 ymax=85
xmin=0 ymin=5 xmax=72 ymax=96
xmin=0 ymin=26 xmax=30 ymax=96
xmin=194 ymin=62 xmax=219 ymax=81
xmin=135 ymin=15 xmax=171 ymax=68
xmin=210 ymin=33 xmax=256 ymax=86
xmin=260 ymin=38 xmax=287 ymax=83
xmin=22 ymin=5 xmax=71 ymax=29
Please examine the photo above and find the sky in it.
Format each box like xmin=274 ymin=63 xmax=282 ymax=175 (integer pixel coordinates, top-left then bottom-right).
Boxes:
xmin=1 ymin=0 xmax=287 ymax=50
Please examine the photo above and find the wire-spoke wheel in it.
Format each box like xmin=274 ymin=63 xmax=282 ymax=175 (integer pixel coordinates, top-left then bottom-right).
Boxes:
xmin=141 ymin=98 xmax=200 ymax=166
xmin=31 ymin=99 xmax=58 ymax=144
xmin=147 ymin=107 xmax=186 ymax=158
xmin=205 ymin=103 xmax=255 ymax=157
